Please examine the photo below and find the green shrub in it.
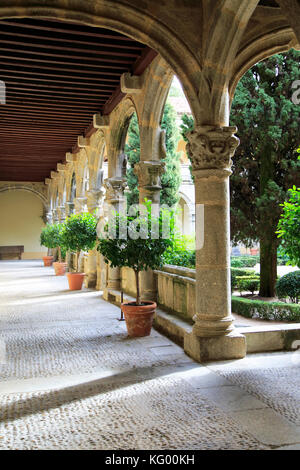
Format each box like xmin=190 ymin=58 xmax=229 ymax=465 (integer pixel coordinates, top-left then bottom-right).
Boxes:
xmin=40 ymin=223 xmax=65 ymax=262
xmin=231 ymin=267 xmax=256 ymax=291
xmin=61 ymin=213 xmax=97 ymax=272
xmin=236 ymin=275 xmax=260 ymax=294
xmin=276 ymin=270 xmax=300 ymax=303
xmin=163 ymin=235 xmax=195 ymax=268
xmin=277 ymin=186 xmax=300 ymax=268
xmin=97 ymin=200 xmax=174 ymax=305
xmin=231 ymin=256 xmax=259 ymax=268
xmin=232 ymin=296 xmax=300 ymax=322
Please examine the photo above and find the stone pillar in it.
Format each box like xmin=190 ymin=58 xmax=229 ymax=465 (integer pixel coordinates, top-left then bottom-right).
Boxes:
xmin=74 ymin=197 xmax=87 ymax=214
xmin=65 ymin=202 xmax=75 ymax=269
xmin=52 ymin=208 xmax=59 ymax=223
xmin=46 ymin=211 xmax=53 ymax=224
xmin=84 ymin=189 xmax=105 ymax=288
xmin=134 ymin=161 xmax=165 ymax=301
xmin=134 ymin=160 xmax=165 ymax=207
xmin=57 ymin=206 xmax=66 ymax=223
xmin=102 ymin=177 xmax=126 ymax=296
xmin=65 ymin=201 xmax=75 ymax=217
xmin=184 ymin=125 xmax=246 ymax=362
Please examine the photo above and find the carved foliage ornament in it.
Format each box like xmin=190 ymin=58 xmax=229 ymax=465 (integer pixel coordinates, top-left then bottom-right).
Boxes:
xmin=187 ymin=126 xmax=240 ymax=171
xmin=134 ymin=161 xmax=165 ymax=190
xmin=104 ymin=178 xmax=127 ymax=202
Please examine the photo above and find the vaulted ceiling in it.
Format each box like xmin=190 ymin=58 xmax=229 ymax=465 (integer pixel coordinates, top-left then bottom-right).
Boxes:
xmin=0 ymin=18 xmax=156 ymax=182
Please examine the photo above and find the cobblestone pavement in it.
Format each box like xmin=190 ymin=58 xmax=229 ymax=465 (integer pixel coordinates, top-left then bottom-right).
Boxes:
xmin=0 ymin=260 xmax=299 ymax=450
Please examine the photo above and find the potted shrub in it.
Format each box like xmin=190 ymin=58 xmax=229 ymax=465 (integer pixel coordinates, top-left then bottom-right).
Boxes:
xmin=61 ymin=212 xmax=98 ymax=290
xmin=40 ymin=224 xmax=55 ymax=266
xmin=97 ymin=201 xmax=174 ymax=337
xmin=51 ymin=225 xmax=68 ymax=276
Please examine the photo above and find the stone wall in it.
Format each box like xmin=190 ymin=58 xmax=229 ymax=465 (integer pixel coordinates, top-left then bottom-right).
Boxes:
xmin=121 ymin=264 xmax=196 ymax=321
xmin=155 ymin=265 xmax=196 ymax=321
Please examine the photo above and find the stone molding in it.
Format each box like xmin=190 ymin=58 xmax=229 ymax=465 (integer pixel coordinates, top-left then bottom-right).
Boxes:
xmin=104 ymin=177 xmax=126 ymax=204
xmin=86 ymin=188 xmax=105 ymax=212
xmin=187 ymin=126 xmax=240 ymax=172
xmin=0 ymin=181 xmax=48 ymax=208
xmin=134 ymin=161 xmax=165 ymax=191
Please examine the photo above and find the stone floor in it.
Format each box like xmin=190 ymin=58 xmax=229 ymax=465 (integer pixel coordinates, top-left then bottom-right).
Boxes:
xmin=0 ymin=260 xmax=299 ymax=450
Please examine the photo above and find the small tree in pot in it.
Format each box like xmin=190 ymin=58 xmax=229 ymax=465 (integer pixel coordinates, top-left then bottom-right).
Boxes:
xmin=97 ymin=201 xmax=174 ymax=336
xmin=61 ymin=213 xmax=98 ymax=290
xmin=40 ymin=223 xmax=64 ymax=267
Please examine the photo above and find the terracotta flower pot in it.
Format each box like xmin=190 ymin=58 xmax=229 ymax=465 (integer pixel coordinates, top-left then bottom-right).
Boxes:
xmin=53 ymin=262 xmax=67 ymax=276
xmin=42 ymin=256 xmax=54 ymax=267
xmin=66 ymin=272 xmax=85 ymax=290
xmin=121 ymin=301 xmax=156 ymax=337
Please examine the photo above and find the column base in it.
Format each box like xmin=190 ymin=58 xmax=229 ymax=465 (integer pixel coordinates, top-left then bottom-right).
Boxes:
xmin=84 ymin=275 xmax=97 ymax=289
xmin=184 ymin=331 xmax=246 ymax=363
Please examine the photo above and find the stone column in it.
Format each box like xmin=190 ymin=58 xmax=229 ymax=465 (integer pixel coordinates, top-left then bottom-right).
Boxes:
xmin=57 ymin=206 xmax=66 ymax=223
xmin=52 ymin=208 xmax=59 ymax=223
xmin=102 ymin=177 xmax=126 ymax=296
xmin=74 ymin=197 xmax=87 ymax=214
xmin=134 ymin=161 xmax=165 ymax=301
xmin=134 ymin=160 xmax=165 ymax=207
xmin=184 ymin=125 xmax=246 ymax=362
xmin=64 ymin=202 xmax=75 ymax=269
xmin=84 ymin=189 xmax=105 ymax=288
xmin=65 ymin=201 xmax=75 ymax=217
xmin=46 ymin=211 xmax=53 ymax=224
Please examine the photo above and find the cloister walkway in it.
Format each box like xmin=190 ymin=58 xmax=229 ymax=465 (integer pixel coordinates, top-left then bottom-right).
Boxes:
xmin=0 ymin=260 xmax=299 ymax=450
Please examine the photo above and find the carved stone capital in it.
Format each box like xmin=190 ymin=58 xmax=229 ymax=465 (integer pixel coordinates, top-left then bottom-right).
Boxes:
xmin=46 ymin=211 xmax=53 ymax=224
xmin=52 ymin=208 xmax=59 ymax=223
xmin=104 ymin=177 xmax=126 ymax=204
xmin=187 ymin=125 xmax=239 ymax=172
xmin=57 ymin=206 xmax=66 ymax=222
xmin=134 ymin=161 xmax=165 ymax=190
xmin=86 ymin=188 xmax=105 ymax=212
xmin=65 ymin=201 xmax=75 ymax=216
xmin=74 ymin=197 xmax=87 ymax=213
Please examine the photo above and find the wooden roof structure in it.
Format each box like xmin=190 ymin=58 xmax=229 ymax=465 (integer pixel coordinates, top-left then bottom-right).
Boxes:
xmin=0 ymin=18 xmax=156 ymax=182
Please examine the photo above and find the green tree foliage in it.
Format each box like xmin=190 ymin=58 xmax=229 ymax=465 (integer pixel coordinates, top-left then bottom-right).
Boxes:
xmin=40 ymin=223 xmax=65 ymax=262
xmin=179 ymin=50 xmax=300 ymax=297
xmin=180 ymin=113 xmax=194 ymax=179
xmin=125 ymin=103 xmax=181 ymax=207
xmin=97 ymin=201 xmax=174 ymax=305
xmin=61 ymin=213 xmax=97 ymax=272
xmin=230 ymin=50 xmax=300 ymax=296
xmin=277 ymin=186 xmax=300 ymax=268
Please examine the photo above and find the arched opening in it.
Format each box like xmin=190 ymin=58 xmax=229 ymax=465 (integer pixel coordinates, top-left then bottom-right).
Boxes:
xmin=0 ymin=189 xmax=46 ymax=259
xmin=70 ymin=172 xmax=76 ymax=202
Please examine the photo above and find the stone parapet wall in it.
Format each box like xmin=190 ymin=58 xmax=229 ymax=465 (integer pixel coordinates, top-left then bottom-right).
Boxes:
xmin=155 ymin=265 xmax=196 ymax=320
xmin=121 ymin=265 xmax=196 ymax=320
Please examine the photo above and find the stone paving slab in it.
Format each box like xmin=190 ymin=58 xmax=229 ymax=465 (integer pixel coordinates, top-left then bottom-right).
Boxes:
xmin=0 ymin=260 xmax=299 ymax=450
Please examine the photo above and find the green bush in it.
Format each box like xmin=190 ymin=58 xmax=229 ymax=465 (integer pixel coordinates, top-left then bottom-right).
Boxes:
xmin=236 ymin=275 xmax=260 ymax=295
xmin=232 ymin=296 xmax=300 ymax=322
xmin=277 ymin=186 xmax=300 ymax=268
xmin=231 ymin=256 xmax=259 ymax=268
xmin=97 ymin=200 xmax=174 ymax=305
xmin=61 ymin=213 xmax=97 ymax=272
xmin=40 ymin=223 xmax=65 ymax=262
xmin=163 ymin=235 xmax=195 ymax=268
xmin=231 ymin=267 xmax=256 ymax=291
xmin=276 ymin=270 xmax=300 ymax=303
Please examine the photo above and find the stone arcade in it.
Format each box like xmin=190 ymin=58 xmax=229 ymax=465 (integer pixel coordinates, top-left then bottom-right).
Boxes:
xmin=0 ymin=0 xmax=299 ymax=364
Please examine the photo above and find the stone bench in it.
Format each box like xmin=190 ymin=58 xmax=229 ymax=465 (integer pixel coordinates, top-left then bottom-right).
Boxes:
xmin=0 ymin=245 xmax=24 ymax=260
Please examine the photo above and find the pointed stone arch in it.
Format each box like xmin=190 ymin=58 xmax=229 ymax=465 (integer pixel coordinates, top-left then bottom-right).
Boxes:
xmin=0 ymin=182 xmax=49 ymax=210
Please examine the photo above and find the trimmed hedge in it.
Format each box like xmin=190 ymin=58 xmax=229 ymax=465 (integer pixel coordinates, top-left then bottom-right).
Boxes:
xmin=231 ymin=256 xmax=259 ymax=268
xmin=236 ymin=276 xmax=260 ymax=295
xmin=231 ymin=267 xmax=256 ymax=291
xmin=232 ymin=296 xmax=300 ymax=322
